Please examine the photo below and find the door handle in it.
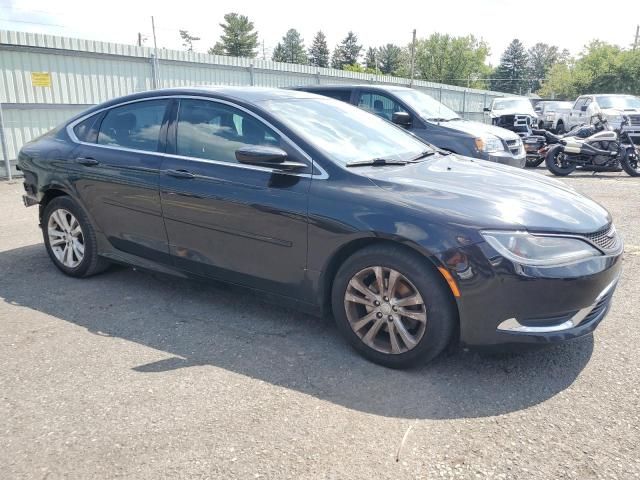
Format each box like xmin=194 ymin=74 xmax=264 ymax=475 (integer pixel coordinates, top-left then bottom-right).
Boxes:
xmin=165 ymin=169 xmax=196 ymax=179
xmin=74 ymin=157 xmax=99 ymax=166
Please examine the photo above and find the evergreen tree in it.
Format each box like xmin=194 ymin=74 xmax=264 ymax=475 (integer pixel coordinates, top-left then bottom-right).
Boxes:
xmin=212 ymin=12 xmax=259 ymax=58
xmin=364 ymin=47 xmax=378 ymax=71
xmin=179 ymin=30 xmax=200 ymax=52
xmin=208 ymin=42 xmax=226 ymax=56
xmin=331 ymin=31 xmax=362 ymax=69
xmin=308 ymin=31 xmax=330 ymax=67
xmin=377 ymin=43 xmax=403 ymax=75
xmin=272 ymin=29 xmax=307 ymax=64
xmin=491 ymin=39 xmax=529 ymax=94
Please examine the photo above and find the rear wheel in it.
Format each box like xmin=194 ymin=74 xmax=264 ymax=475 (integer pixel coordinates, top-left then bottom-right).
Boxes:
xmin=331 ymin=244 xmax=456 ymax=369
xmin=43 ymin=196 xmax=109 ymax=277
xmin=621 ymin=145 xmax=640 ymax=177
xmin=545 ymin=145 xmax=576 ymax=176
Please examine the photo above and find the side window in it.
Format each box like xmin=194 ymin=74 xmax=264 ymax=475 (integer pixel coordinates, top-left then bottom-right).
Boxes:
xmin=98 ymin=100 xmax=169 ymax=152
xmin=176 ymin=99 xmax=280 ymax=164
xmin=314 ymin=89 xmax=352 ymax=103
xmin=73 ymin=113 xmax=102 ymax=143
xmin=573 ymin=98 xmax=586 ymax=111
xmin=358 ymin=92 xmax=407 ymax=121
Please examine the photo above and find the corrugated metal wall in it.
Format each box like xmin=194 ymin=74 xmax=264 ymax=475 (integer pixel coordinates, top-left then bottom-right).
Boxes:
xmin=0 ymin=29 xmax=508 ymax=178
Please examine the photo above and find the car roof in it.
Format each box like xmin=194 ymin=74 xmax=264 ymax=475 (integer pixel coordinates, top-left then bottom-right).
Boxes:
xmin=291 ymin=84 xmax=412 ymax=93
xmin=94 ymin=86 xmax=320 ymax=109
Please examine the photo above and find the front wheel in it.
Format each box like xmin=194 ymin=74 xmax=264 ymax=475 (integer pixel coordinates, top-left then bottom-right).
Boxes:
xmin=545 ymin=145 xmax=576 ymax=176
xmin=526 ymin=156 xmax=544 ymax=168
xmin=621 ymin=145 xmax=640 ymax=177
xmin=331 ymin=244 xmax=456 ymax=369
xmin=556 ymin=122 xmax=565 ymax=135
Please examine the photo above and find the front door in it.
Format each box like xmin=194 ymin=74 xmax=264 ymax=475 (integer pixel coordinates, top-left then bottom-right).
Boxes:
xmin=159 ymin=98 xmax=311 ymax=299
xmin=68 ymin=98 xmax=172 ymax=261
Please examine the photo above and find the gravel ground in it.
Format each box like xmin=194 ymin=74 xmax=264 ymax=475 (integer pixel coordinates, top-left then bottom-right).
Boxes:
xmin=1 ymin=169 xmax=639 ymax=480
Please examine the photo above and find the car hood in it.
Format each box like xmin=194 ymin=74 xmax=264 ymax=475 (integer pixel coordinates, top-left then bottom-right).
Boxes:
xmin=601 ymin=107 xmax=640 ymax=116
xmin=364 ymin=155 xmax=611 ymax=234
xmin=441 ymin=119 xmax=521 ymax=141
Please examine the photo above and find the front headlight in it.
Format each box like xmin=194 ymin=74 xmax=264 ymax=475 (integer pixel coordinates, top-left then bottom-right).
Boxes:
xmin=475 ymin=135 xmax=504 ymax=153
xmin=481 ymin=230 xmax=600 ymax=266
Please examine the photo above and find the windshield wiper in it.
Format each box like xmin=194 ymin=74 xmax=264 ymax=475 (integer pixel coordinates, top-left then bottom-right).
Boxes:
xmin=346 ymin=158 xmax=408 ymax=167
xmin=407 ymin=150 xmax=437 ymax=162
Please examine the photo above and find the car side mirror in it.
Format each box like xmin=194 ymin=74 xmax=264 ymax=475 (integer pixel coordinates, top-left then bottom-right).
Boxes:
xmin=236 ymin=145 xmax=307 ymax=171
xmin=392 ymin=112 xmax=412 ymax=127
xmin=580 ymin=105 xmax=588 ymax=112
xmin=483 ymin=107 xmax=491 ymax=112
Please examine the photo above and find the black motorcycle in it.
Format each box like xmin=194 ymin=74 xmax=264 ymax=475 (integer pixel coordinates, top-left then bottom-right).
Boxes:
xmin=544 ymin=115 xmax=640 ymax=177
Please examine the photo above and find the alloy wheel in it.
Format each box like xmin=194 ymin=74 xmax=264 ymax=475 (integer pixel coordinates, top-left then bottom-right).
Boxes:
xmin=344 ymin=266 xmax=427 ymax=354
xmin=47 ymin=208 xmax=85 ymax=268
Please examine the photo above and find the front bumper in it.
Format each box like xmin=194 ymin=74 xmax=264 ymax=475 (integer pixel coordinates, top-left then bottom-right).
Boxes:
xmin=487 ymin=150 xmax=526 ymax=168
xmin=446 ymin=243 xmax=623 ymax=347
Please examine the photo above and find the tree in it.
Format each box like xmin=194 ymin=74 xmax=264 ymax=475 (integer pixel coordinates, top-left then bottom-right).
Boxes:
xmin=527 ymin=43 xmax=560 ymax=92
xmin=308 ymin=31 xmax=330 ymax=67
xmin=212 ymin=12 xmax=259 ymax=58
xmin=272 ymin=29 xmax=307 ymax=64
xmin=491 ymin=39 xmax=529 ymax=94
xmin=364 ymin=47 xmax=378 ymax=71
xmin=208 ymin=42 xmax=226 ymax=56
xmin=179 ymin=30 xmax=200 ymax=52
xmin=331 ymin=31 xmax=362 ymax=69
xmin=414 ymin=34 xmax=491 ymax=88
xmin=377 ymin=44 xmax=403 ymax=75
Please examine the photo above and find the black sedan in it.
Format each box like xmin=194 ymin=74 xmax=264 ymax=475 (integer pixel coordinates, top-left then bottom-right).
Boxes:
xmin=18 ymin=87 xmax=622 ymax=368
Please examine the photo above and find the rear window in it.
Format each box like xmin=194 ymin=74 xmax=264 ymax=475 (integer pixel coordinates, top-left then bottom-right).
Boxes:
xmin=72 ymin=114 xmax=102 ymax=143
xmin=97 ymin=100 xmax=169 ymax=152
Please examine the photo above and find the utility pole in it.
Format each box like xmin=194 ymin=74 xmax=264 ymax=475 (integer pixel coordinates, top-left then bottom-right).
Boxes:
xmin=634 ymin=25 xmax=639 ymax=51
xmin=409 ymin=29 xmax=416 ymax=87
xmin=151 ymin=16 xmax=158 ymax=50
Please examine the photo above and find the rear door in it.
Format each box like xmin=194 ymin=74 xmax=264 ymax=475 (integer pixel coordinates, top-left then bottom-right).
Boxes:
xmin=158 ymin=97 xmax=312 ymax=299
xmin=68 ymin=98 xmax=172 ymax=261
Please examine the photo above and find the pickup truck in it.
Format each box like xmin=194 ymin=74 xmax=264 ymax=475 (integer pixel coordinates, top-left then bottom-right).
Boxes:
xmin=562 ymin=94 xmax=640 ymax=134
xmin=533 ymin=101 xmax=572 ymax=132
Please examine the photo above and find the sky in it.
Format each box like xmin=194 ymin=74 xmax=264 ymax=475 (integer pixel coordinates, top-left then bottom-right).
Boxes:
xmin=1 ymin=0 xmax=639 ymax=65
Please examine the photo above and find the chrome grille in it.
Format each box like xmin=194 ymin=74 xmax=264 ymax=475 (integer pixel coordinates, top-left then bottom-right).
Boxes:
xmin=583 ymin=225 xmax=621 ymax=252
xmin=629 ymin=115 xmax=640 ymax=126
xmin=506 ymin=139 xmax=521 ymax=156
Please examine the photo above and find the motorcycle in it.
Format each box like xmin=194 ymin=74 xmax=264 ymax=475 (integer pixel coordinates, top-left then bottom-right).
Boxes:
xmin=544 ymin=114 xmax=640 ymax=177
xmin=523 ymin=122 xmax=607 ymax=168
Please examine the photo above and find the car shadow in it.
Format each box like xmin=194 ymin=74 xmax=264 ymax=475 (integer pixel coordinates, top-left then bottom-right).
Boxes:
xmin=0 ymin=244 xmax=594 ymax=420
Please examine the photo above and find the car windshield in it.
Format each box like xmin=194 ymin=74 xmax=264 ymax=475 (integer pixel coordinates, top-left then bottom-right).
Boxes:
xmin=596 ymin=95 xmax=640 ymax=110
xmin=493 ymin=98 xmax=532 ymax=111
xmin=260 ymin=98 xmax=432 ymax=165
xmin=392 ymin=89 xmax=460 ymax=121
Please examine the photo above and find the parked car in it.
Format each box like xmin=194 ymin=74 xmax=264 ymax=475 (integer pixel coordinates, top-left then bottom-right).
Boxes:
xmin=484 ymin=97 xmax=538 ymax=136
xmin=18 ymin=87 xmax=622 ymax=368
xmin=534 ymin=100 xmax=572 ymax=131
xmin=565 ymin=94 xmax=640 ymax=134
xmin=291 ymin=84 xmax=525 ymax=168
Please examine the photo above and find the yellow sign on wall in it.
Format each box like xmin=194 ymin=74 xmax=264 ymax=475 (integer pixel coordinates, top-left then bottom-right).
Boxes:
xmin=31 ymin=72 xmax=52 ymax=87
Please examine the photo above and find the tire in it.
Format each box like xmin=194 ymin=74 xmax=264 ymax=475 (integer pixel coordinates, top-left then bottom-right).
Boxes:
xmin=545 ymin=145 xmax=576 ymax=176
xmin=42 ymin=196 xmax=110 ymax=277
xmin=526 ymin=157 xmax=544 ymax=168
xmin=556 ymin=121 xmax=565 ymax=135
xmin=331 ymin=244 xmax=456 ymax=369
xmin=621 ymin=146 xmax=640 ymax=177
